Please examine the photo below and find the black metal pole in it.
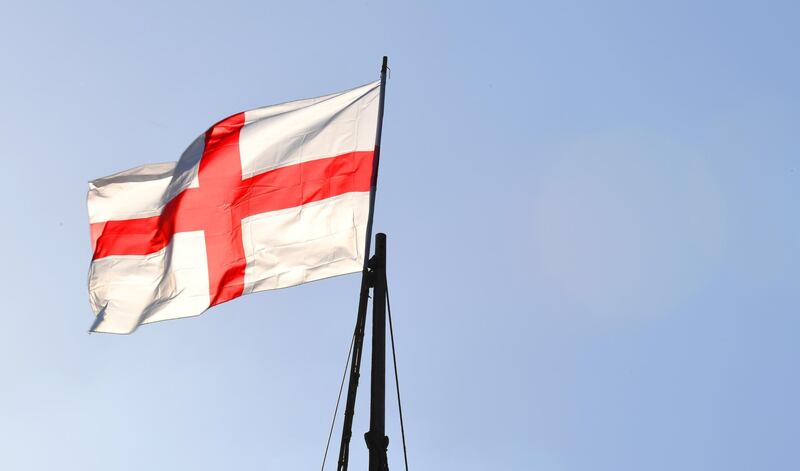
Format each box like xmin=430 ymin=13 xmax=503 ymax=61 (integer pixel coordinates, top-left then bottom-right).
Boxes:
xmin=362 ymin=55 xmax=389 ymax=263
xmin=336 ymin=56 xmax=389 ymax=471
xmin=366 ymin=233 xmax=388 ymax=471
xmin=336 ymin=272 xmax=370 ymax=471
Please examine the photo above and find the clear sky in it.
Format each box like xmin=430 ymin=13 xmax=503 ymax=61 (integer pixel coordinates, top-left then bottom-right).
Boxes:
xmin=1 ymin=1 xmax=797 ymax=470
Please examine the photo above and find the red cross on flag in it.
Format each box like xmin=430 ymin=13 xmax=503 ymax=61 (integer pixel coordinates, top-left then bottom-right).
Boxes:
xmin=87 ymin=81 xmax=381 ymax=334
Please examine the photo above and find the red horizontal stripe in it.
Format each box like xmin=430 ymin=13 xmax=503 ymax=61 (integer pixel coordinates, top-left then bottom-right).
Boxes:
xmin=91 ymin=151 xmax=374 ymax=260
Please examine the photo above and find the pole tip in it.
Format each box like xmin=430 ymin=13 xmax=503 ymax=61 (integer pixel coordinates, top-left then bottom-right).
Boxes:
xmin=375 ymin=233 xmax=387 ymax=257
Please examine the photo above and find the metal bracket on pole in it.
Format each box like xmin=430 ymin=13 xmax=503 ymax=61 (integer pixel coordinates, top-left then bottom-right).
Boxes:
xmin=364 ymin=431 xmax=389 ymax=468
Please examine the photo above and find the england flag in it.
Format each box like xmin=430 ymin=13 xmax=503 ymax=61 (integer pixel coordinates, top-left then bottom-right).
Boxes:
xmin=87 ymin=81 xmax=381 ymax=334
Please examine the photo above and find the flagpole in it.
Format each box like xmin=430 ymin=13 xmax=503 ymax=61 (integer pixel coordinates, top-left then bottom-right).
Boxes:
xmin=365 ymin=233 xmax=389 ymax=471
xmin=336 ymin=275 xmax=369 ymax=471
xmin=363 ymin=55 xmax=388 ymax=263
xmin=336 ymin=56 xmax=389 ymax=471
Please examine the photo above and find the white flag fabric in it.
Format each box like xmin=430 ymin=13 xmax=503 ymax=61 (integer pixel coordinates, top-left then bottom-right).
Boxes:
xmin=87 ymin=81 xmax=380 ymax=334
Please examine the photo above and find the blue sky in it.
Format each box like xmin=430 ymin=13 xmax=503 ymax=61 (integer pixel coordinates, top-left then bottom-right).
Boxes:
xmin=0 ymin=1 xmax=798 ymax=469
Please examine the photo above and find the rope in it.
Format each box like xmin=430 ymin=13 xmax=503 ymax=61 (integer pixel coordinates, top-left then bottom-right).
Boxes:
xmin=320 ymin=330 xmax=356 ymax=471
xmin=386 ymin=274 xmax=409 ymax=471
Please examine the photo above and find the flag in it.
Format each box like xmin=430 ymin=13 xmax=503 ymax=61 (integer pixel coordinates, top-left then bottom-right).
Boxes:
xmin=87 ymin=81 xmax=381 ymax=334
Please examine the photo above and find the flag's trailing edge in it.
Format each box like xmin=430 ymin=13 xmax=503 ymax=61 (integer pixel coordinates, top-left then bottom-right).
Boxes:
xmin=87 ymin=81 xmax=381 ymax=334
